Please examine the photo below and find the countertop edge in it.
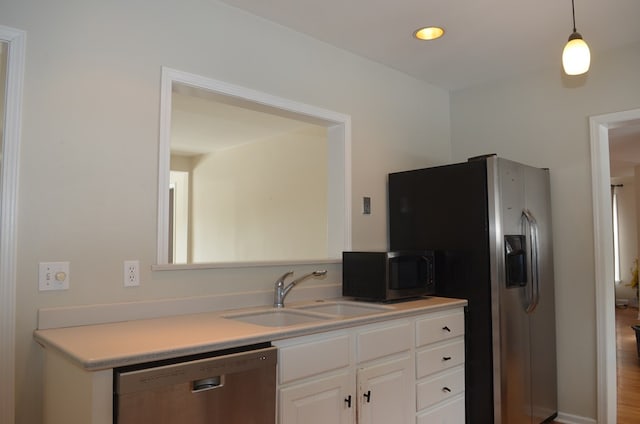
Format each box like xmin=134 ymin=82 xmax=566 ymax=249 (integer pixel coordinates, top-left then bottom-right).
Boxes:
xmin=34 ymin=297 xmax=467 ymax=371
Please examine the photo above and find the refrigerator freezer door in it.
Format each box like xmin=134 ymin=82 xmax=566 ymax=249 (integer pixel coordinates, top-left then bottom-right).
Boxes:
xmin=492 ymin=158 xmax=557 ymax=424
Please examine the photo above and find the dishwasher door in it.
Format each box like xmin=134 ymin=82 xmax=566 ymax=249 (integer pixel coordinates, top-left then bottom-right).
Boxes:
xmin=114 ymin=345 xmax=277 ymax=424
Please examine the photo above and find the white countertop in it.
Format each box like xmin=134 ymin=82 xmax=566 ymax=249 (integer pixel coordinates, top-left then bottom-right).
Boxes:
xmin=34 ymin=296 xmax=466 ymax=371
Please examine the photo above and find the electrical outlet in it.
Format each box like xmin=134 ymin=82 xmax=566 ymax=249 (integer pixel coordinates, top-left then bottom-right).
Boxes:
xmin=124 ymin=260 xmax=140 ymax=287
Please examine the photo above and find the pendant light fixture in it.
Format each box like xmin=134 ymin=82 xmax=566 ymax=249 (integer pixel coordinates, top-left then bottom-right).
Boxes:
xmin=562 ymin=0 xmax=590 ymax=75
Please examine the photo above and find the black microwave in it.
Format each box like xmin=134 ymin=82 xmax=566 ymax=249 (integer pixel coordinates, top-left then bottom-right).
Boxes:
xmin=342 ymin=251 xmax=436 ymax=301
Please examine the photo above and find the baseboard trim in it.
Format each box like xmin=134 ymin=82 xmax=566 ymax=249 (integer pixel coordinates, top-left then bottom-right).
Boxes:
xmin=555 ymin=412 xmax=597 ymax=424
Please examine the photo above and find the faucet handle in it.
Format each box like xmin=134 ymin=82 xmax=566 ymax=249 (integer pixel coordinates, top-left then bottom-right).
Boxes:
xmin=275 ymin=271 xmax=293 ymax=286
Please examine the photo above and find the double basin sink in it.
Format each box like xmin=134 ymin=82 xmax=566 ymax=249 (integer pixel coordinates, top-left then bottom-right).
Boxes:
xmin=222 ymin=301 xmax=393 ymax=328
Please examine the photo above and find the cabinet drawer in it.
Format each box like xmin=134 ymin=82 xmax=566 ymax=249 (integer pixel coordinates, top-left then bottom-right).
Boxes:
xmin=416 ymin=367 xmax=465 ymax=411
xmin=278 ymin=334 xmax=350 ymax=384
xmin=356 ymin=320 xmax=411 ymax=363
xmin=416 ymin=339 xmax=464 ymax=378
xmin=416 ymin=311 xmax=464 ymax=347
xmin=416 ymin=394 xmax=465 ymax=424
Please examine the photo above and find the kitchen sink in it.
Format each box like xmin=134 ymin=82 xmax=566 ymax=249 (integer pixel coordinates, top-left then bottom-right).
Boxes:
xmin=223 ymin=301 xmax=394 ymax=327
xmin=223 ymin=309 xmax=331 ymax=327
xmin=292 ymin=301 xmax=393 ymax=317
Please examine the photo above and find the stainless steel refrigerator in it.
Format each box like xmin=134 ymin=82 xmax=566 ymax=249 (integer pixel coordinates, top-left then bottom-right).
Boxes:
xmin=388 ymin=155 xmax=557 ymax=423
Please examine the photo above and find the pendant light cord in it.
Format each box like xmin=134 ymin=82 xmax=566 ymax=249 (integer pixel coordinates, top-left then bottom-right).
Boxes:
xmin=571 ymin=0 xmax=577 ymax=32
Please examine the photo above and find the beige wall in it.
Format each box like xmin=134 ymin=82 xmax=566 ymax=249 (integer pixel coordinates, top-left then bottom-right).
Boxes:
xmin=451 ymin=41 xmax=640 ymax=420
xmin=3 ymin=1 xmax=451 ymax=422
xmin=191 ymin=127 xmax=328 ymax=262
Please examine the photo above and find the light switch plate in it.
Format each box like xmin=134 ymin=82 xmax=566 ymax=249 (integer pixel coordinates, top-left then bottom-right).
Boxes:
xmin=39 ymin=262 xmax=70 ymax=291
xmin=363 ymin=196 xmax=371 ymax=215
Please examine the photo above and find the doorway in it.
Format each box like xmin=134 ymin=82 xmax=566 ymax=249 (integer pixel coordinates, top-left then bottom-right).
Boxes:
xmin=0 ymin=25 xmax=26 ymax=424
xmin=590 ymin=108 xmax=640 ymax=423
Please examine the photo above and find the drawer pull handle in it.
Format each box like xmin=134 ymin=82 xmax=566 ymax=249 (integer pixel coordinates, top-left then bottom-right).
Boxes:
xmin=442 ymin=326 xmax=451 ymax=332
xmin=345 ymin=395 xmax=352 ymax=408
xmin=363 ymin=390 xmax=371 ymax=403
xmin=442 ymin=356 xmax=452 ymax=361
xmin=442 ymin=387 xmax=452 ymax=393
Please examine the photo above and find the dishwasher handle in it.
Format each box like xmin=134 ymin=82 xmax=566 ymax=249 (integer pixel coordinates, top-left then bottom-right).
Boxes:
xmin=192 ymin=375 xmax=225 ymax=393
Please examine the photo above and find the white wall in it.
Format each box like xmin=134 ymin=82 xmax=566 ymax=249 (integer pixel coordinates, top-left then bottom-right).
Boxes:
xmin=451 ymin=41 xmax=640 ymax=420
xmin=1 ymin=1 xmax=451 ymax=422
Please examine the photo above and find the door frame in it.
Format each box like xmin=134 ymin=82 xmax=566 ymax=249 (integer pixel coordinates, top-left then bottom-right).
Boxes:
xmin=0 ymin=25 xmax=26 ymax=424
xmin=590 ymin=107 xmax=640 ymax=424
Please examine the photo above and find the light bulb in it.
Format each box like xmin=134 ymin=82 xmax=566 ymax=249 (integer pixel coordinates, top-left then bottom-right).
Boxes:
xmin=413 ymin=27 xmax=445 ymax=41
xmin=562 ymin=34 xmax=591 ymax=75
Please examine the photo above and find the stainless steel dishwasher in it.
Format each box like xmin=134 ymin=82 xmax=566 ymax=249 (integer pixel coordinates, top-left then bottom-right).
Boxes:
xmin=114 ymin=344 xmax=277 ymax=424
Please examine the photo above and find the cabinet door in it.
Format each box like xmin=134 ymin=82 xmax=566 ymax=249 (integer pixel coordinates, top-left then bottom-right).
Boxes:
xmin=356 ymin=356 xmax=412 ymax=424
xmin=279 ymin=372 xmax=355 ymax=424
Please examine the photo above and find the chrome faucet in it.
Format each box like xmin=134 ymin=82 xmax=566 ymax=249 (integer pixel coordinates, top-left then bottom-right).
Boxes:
xmin=273 ymin=270 xmax=327 ymax=308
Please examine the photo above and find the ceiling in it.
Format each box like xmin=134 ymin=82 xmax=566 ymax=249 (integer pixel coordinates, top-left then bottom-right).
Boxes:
xmin=218 ymin=0 xmax=640 ymax=91
xmin=208 ymin=0 xmax=640 ymax=174
xmin=171 ymin=89 xmax=321 ymax=156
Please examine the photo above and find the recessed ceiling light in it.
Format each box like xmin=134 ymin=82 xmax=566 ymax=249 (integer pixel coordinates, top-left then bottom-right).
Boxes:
xmin=413 ymin=26 xmax=445 ymax=41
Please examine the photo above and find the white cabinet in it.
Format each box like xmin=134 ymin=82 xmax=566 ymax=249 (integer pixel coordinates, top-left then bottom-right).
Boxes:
xmin=416 ymin=339 xmax=464 ymax=378
xmin=275 ymin=307 xmax=466 ymax=424
xmin=357 ymin=355 xmax=412 ymax=424
xmin=416 ymin=396 xmax=465 ymax=424
xmin=276 ymin=331 xmax=354 ymax=424
xmin=416 ymin=367 xmax=465 ymax=411
xmin=278 ymin=333 xmax=350 ymax=383
xmin=356 ymin=320 xmax=413 ymax=424
xmin=415 ymin=309 xmax=466 ymax=424
xmin=280 ymin=372 xmax=354 ymax=424
xmin=275 ymin=319 xmax=413 ymax=424
xmin=356 ymin=320 xmax=411 ymax=363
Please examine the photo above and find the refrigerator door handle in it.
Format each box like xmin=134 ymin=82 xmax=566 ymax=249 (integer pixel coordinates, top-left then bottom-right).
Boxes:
xmin=522 ymin=209 xmax=540 ymax=313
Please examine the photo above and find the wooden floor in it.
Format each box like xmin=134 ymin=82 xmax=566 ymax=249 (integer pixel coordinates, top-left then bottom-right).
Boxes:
xmin=616 ymin=306 xmax=640 ymax=423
